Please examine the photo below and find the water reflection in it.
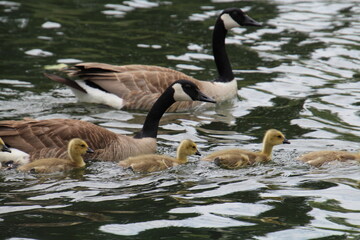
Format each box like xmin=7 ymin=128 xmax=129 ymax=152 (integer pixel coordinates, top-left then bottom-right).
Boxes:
xmin=1 ymin=0 xmax=360 ymax=239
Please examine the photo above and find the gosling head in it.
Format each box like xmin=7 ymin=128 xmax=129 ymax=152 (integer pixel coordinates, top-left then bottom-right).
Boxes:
xmin=264 ymin=129 xmax=290 ymax=146
xmin=68 ymin=138 xmax=94 ymax=156
xmin=220 ymin=8 xmax=261 ymax=30
xmin=171 ymin=80 xmax=216 ymax=103
xmin=179 ymin=139 xmax=201 ymax=156
xmin=0 ymin=137 xmax=11 ymax=153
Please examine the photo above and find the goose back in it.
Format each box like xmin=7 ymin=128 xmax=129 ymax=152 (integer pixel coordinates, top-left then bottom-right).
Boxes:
xmin=0 ymin=119 xmax=156 ymax=161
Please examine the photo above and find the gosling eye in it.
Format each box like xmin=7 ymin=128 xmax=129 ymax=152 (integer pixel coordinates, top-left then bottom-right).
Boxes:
xmin=277 ymin=135 xmax=283 ymax=139
xmin=80 ymin=144 xmax=86 ymax=147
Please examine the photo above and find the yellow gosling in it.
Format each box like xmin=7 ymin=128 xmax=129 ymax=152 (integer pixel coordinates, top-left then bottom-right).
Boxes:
xmin=202 ymin=129 xmax=290 ymax=169
xmin=298 ymin=150 xmax=360 ymax=167
xmin=18 ymin=138 xmax=93 ymax=173
xmin=119 ymin=139 xmax=200 ymax=173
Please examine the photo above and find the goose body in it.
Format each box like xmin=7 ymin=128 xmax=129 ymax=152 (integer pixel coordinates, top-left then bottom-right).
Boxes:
xmin=0 ymin=80 xmax=215 ymax=162
xmin=202 ymin=129 xmax=290 ymax=169
xmin=119 ymin=139 xmax=200 ymax=173
xmin=298 ymin=150 xmax=360 ymax=167
xmin=0 ymin=147 xmax=30 ymax=167
xmin=45 ymin=8 xmax=261 ymax=112
xmin=18 ymin=138 xmax=93 ymax=173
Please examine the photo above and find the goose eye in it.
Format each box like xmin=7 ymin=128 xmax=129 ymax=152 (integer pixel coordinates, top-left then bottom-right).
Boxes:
xmin=80 ymin=144 xmax=86 ymax=147
xmin=277 ymin=135 xmax=282 ymax=139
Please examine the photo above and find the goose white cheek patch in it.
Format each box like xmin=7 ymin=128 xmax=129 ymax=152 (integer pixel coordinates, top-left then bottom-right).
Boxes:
xmin=221 ymin=13 xmax=240 ymax=30
xmin=172 ymin=83 xmax=193 ymax=101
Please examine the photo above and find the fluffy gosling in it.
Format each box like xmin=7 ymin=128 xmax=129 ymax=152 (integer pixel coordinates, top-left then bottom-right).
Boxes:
xmin=18 ymin=138 xmax=93 ymax=173
xmin=202 ymin=129 xmax=290 ymax=169
xmin=298 ymin=150 xmax=360 ymax=167
xmin=119 ymin=139 xmax=200 ymax=173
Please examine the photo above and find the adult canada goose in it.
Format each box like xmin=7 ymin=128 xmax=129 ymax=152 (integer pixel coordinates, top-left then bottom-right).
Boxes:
xmin=298 ymin=150 xmax=360 ymax=167
xmin=119 ymin=139 xmax=200 ymax=173
xmin=0 ymin=80 xmax=215 ymax=162
xmin=202 ymin=129 xmax=290 ymax=169
xmin=18 ymin=138 xmax=93 ymax=173
xmin=45 ymin=8 xmax=261 ymax=112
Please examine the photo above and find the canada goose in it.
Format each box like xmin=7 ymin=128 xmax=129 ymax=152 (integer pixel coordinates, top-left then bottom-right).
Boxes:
xmin=298 ymin=150 xmax=360 ymax=167
xmin=119 ymin=139 xmax=200 ymax=173
xmin=44 ymin=8 xmax=261 ymax=112
xmin=0 ymin=80 xmax=215 ymax=161
xmin=202 ymin=129 xmax=290 ymax=169
xmin=17 ymin=138 xmax=93 ymax=173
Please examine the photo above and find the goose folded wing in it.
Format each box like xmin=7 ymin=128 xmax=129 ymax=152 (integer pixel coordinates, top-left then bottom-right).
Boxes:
xmin=67 ymin=63 xmax=197 ymax=95
xmin=0 ymin=119 xmax=119 ymax=161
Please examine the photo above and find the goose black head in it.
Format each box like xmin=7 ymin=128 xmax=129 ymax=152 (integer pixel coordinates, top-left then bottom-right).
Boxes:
xmin=220 ymin=8 xmax=261 ymax=30
xmin=171 ymin=80 xmax=216 ymax=103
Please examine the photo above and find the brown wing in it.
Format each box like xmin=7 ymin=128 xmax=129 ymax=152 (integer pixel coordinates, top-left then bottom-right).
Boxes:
xmin=66 ymin=63 xmax=205 ymax=111
xmin=0 ymin=119 xmax=120 ymax=161
xmin=67 ymin=63 xmax=197 ymax=95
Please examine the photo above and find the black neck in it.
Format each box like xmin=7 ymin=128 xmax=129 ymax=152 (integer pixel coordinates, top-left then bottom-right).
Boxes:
xmin=134 ymin=89 xmax=175 ymax=139
xmin=213 ymin=18 xmax=234 ymax=82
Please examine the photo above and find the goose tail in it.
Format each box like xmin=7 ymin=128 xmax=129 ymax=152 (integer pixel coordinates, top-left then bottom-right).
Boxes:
xmin=44 ymin=73 xmax=87 ymax=93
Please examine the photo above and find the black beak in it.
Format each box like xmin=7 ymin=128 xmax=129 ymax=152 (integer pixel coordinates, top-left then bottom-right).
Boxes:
xmin=195 ymin=150 xmax=201 ymax=156
xmin=87 ymin=147 xmax=95 ymax=154
xmin=196 ymin=91 xmax=216 ymax=104
xmin=242 ymin=14 xmax=262 ymax=27
xmin=1 ymin=145 xmax=11 ymax=153
xmin=283 ymin=138 xmax=290 ymax=144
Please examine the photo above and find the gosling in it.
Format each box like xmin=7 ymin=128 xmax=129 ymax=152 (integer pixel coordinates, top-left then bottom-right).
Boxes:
xmin=119 ymin=139 xmax=200 ymax=173
xmin=18 ymin=138 xmax=94 ymax=173
xmin=298 ymin=150 xmax=360 ymax=167
xmin=202 ymin=129 xmax=290 ymax=169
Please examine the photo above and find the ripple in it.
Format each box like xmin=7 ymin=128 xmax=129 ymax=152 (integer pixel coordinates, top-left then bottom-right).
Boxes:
xmin=100 ymin=214 xmax=253 ymax=236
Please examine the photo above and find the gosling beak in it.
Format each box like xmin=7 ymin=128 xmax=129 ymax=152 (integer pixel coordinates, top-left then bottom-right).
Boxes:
xmin=87 ymin=147 xmax=95 ymax=154
xmin=242 ymin=14 xmax=262 ymax=27
xmin=195 ymin=150 xmax=201 ymax=156
xmin=1 ymin=145 xmax=11 ymax=153
xmin=283 ymin=138 xmax=290 ymax=144
xmin=196 ymin=91 xmax=216 ymax=104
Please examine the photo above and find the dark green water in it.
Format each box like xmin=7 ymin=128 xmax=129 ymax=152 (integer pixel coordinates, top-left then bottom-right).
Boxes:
xmin=1 ymin=0 xmax=359 ymax=239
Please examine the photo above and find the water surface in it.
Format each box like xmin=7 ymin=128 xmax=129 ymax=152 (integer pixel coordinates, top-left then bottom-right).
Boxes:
xmin=0 ymin=0 xmax=359 ymax=239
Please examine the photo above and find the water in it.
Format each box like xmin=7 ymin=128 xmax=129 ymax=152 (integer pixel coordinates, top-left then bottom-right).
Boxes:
xmin=1 ymin=0 xmax=360 ymax=239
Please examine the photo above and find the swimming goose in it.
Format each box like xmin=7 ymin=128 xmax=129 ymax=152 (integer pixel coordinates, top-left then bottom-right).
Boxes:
xmin=0 ymin=80 xmax=215 ymax=161
xmin=298 ymin=150 xmax=360 ymax=167
xmin=45 ymin=8 xmax=261 ymax=112
xmin=119 ymin=139 xmax=200 ymax=173
xmin=18 ymin=138 xmax=93 ymax=173
xmin=202 ymin=129 xmax=290 ymax=169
